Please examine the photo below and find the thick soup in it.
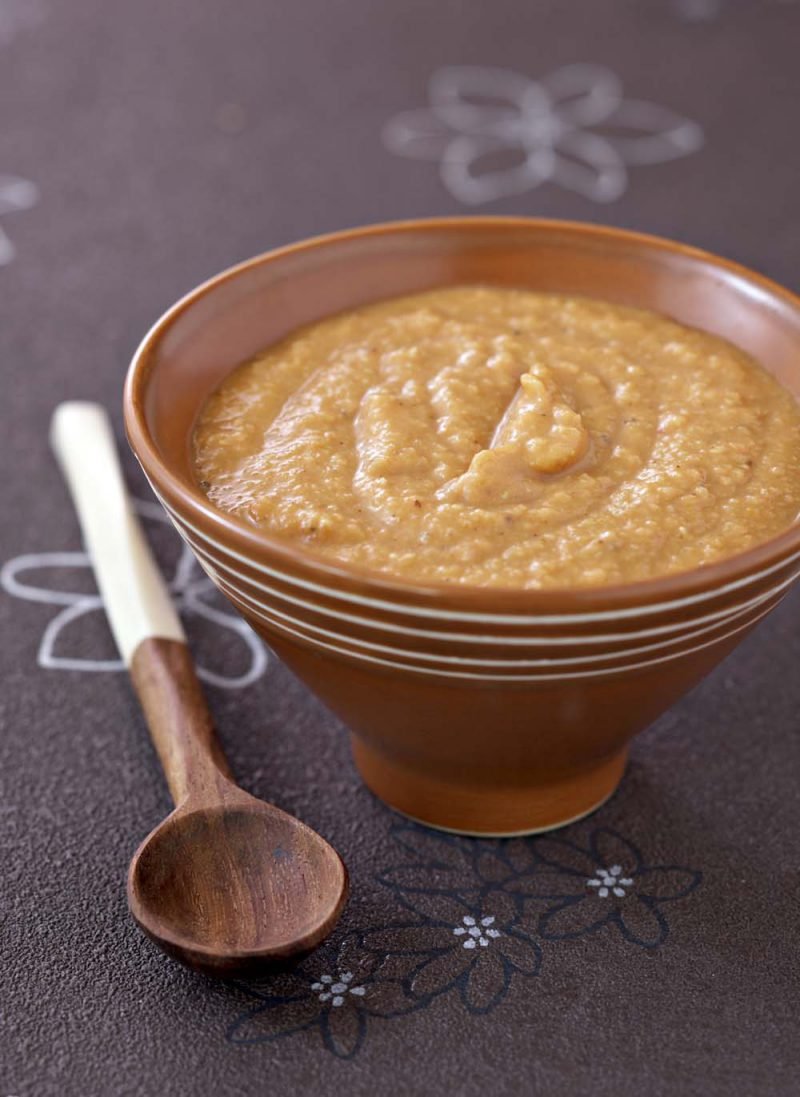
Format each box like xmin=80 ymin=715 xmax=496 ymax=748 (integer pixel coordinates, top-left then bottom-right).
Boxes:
xmin=193 ymin=287 xmax=800 ymax=588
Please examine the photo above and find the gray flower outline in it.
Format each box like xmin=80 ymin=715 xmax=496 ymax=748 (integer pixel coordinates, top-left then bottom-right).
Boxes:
xmin=383 ymin=63 xmax=704 ymax=205
xmin=0 ymin=497 xmax=268 ymax=689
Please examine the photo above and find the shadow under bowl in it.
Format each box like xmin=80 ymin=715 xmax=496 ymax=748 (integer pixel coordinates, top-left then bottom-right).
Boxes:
xmin=124 ymin=218 xmax=800 ymax=835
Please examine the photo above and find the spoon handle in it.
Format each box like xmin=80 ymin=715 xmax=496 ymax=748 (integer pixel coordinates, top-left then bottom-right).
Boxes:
xmin=50 ymin=401 xmax=232 ymax=805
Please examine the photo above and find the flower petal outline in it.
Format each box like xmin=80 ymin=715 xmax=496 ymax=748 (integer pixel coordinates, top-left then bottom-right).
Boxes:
xmin=462 ymin=951 xmax=510 ymax=1013
xmin=551 ymin=132 xmax=628 ymax=202
xmin=39 ymin=598 xmax=122 ymax=672
xmin=589 ymin=828 xmax=643 ymax=874
xmin=531 ymin=836 xmax=598 ymax=878
xmin=1 ymin=498 xmax=268 ymax=690
xmin=181 ymin=578 xmax=268 ymax=689
xmin=410 ymin=945 xmax=474 ymax=1001
xmin=375 ymin=861 xmax=474 ymax=895
xmin=441 ymin=137 xmax=555 ymax=205
xmin=538 ymin=895 xmax=616 ymax=941
xmin=382 ymin=108 xmax=459 ymax=161
xmin=387 ymin=824 xmax=477 ymax=870
xmin=382 ymin=62 xmax=704 ymax=206
xmin=543 ymin=63 xmax=623 ymax=127
xmin=0 ymin=552 xmax=95 ymax=606
xmin=635 ymin=865 xmax=702 ymax=902
xmin=429 ymin=65 xmax=537 ymax=132
xmin=504 ymin=869 xmax=588 ymax=900
xmin=319 ymin=1005 xmax=367 ymax=1060
xmin=392 ymin=890 xmax=479 ymax=926
xmin=357 ymin=975 xmax=424 ymax=1018
xmin=498 ymin=928 xmax=543 ymax=976
xmin=613 ymin=896 xmax=669 ymax=949
xmin=361 ymin=921 xmax=455 ymax=956
xmin=595 ymin=99 xmax=705 ymax=164
xmin=226 ymin=992 xmax=320 ymax=1045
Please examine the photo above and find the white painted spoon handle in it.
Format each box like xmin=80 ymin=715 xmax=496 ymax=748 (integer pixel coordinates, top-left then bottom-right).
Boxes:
xmin=50 ymin=401 xmax=185 ymax=664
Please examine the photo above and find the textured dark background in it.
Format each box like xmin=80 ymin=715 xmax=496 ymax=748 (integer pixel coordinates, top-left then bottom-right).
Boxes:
xmin=1 ymin=0 xmax=799 ymax=1094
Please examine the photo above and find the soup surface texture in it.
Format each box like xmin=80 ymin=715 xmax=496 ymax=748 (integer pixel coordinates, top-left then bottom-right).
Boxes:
xmin=193 ymin=287 xmax=800 ymax=588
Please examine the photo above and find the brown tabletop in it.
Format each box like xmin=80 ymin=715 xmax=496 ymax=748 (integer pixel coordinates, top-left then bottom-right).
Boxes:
xmin=2 ymin=1 xmax=799 ymax=1094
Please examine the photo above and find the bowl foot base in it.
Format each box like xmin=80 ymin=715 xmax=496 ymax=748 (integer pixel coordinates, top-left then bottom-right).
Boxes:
xmin=350 ymin=738 xmax=628 ymax=837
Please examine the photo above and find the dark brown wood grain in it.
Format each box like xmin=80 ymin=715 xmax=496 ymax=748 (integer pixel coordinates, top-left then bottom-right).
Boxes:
xmin=126 ymin=637 xmax=348 ymax=976
xmin=130 ymin=637 xmax=233 ymax=805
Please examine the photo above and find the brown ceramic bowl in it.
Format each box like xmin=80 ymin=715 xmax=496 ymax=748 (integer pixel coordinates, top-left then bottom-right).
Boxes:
xmin=124 ymin=218 xmax=800 ymax=836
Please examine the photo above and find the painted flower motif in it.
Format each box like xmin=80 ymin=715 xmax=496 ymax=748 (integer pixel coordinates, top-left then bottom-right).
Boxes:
xmin=508 ymin=827 xmax=702 ymax=949
xmin=382 ymin=63 xmax=704 ymax=205
xmin=363 ymin=826 xmax=542 ymax=1013
xmin=0 ymin=497 xmax=267 ymax=690
xmin=453 ymin=914 xmax=501 ymax=949
xmin=310 ymin=971 xmax=366 ymax=1006
xmin=227 ymin=824 xmax=702 ymax=1058
xmin=364 ymin=894 xmax=541 ymax=1015
xmin=228 ymin=932 xmax=419 ymax=1059
xmin=0 ymin=174 xmax=39 ymax=266
xmin=586 ymin=864 xmax=634 ymax=898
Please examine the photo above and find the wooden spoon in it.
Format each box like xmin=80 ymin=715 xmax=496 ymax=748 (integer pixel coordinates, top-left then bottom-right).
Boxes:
xmin=50 ymin=402 xmax=348 ymax=976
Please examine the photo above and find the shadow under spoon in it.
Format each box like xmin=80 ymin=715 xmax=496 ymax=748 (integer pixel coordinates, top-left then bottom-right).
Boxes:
xmin=50 ymin=401 xmax=348 ymax=976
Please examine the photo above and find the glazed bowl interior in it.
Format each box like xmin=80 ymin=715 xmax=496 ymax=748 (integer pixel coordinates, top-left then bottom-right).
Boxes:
xmin=128 ymin=218 xmax=800 ymax=603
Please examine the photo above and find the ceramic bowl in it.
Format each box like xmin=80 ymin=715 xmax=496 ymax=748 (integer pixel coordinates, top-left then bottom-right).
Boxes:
xmin=124 ymin=218 xmax=800 ymax=835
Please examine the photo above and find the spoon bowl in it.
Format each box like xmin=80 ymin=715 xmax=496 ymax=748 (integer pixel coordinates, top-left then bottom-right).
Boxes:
xmin=128 ymin=794 xmax=348 ymax=975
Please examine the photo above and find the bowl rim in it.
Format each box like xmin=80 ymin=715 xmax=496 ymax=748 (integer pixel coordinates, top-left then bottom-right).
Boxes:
xmin=124 ymin=215 xmax=800 ymax=613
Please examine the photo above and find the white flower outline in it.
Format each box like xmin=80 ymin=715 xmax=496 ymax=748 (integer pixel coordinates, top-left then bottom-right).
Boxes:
xmin=382 ymin=62 xmax=704 ymax=205
xmin=0 ymin=498 xmax=268 ymax=690
xmin=0 ymin=175 xmax=39 ymax=266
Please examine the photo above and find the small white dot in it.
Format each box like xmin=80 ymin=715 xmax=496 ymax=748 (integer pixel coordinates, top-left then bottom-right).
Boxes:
xmin=599 ymin=887 xmax=609 ymax=897
xmin=332 ymin=996 xmax=344 ymax=1007
xmin=350 ymin=986 xmax=366 ymax=997
xmin=463 ymin=916 xmax=476 ymax=926
xmin=468 ymin=926 xmax=481 ymax=937
xmin=486 ymin=928 xmax=501 ymax=938
xmin=481 ymin=916 xmax=495 ymax=926
xmin=613 ymin=887 xmax=625 ymax=898
xmin=453 ymin=926 xmax=466 ymax=935
xmin=479 ymin=937 xmax=489 ymax=947
xmin=463 ymin=938 xmax=477 ymax=949
xmin=340 ymin=972 xmax=353 ymax=983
